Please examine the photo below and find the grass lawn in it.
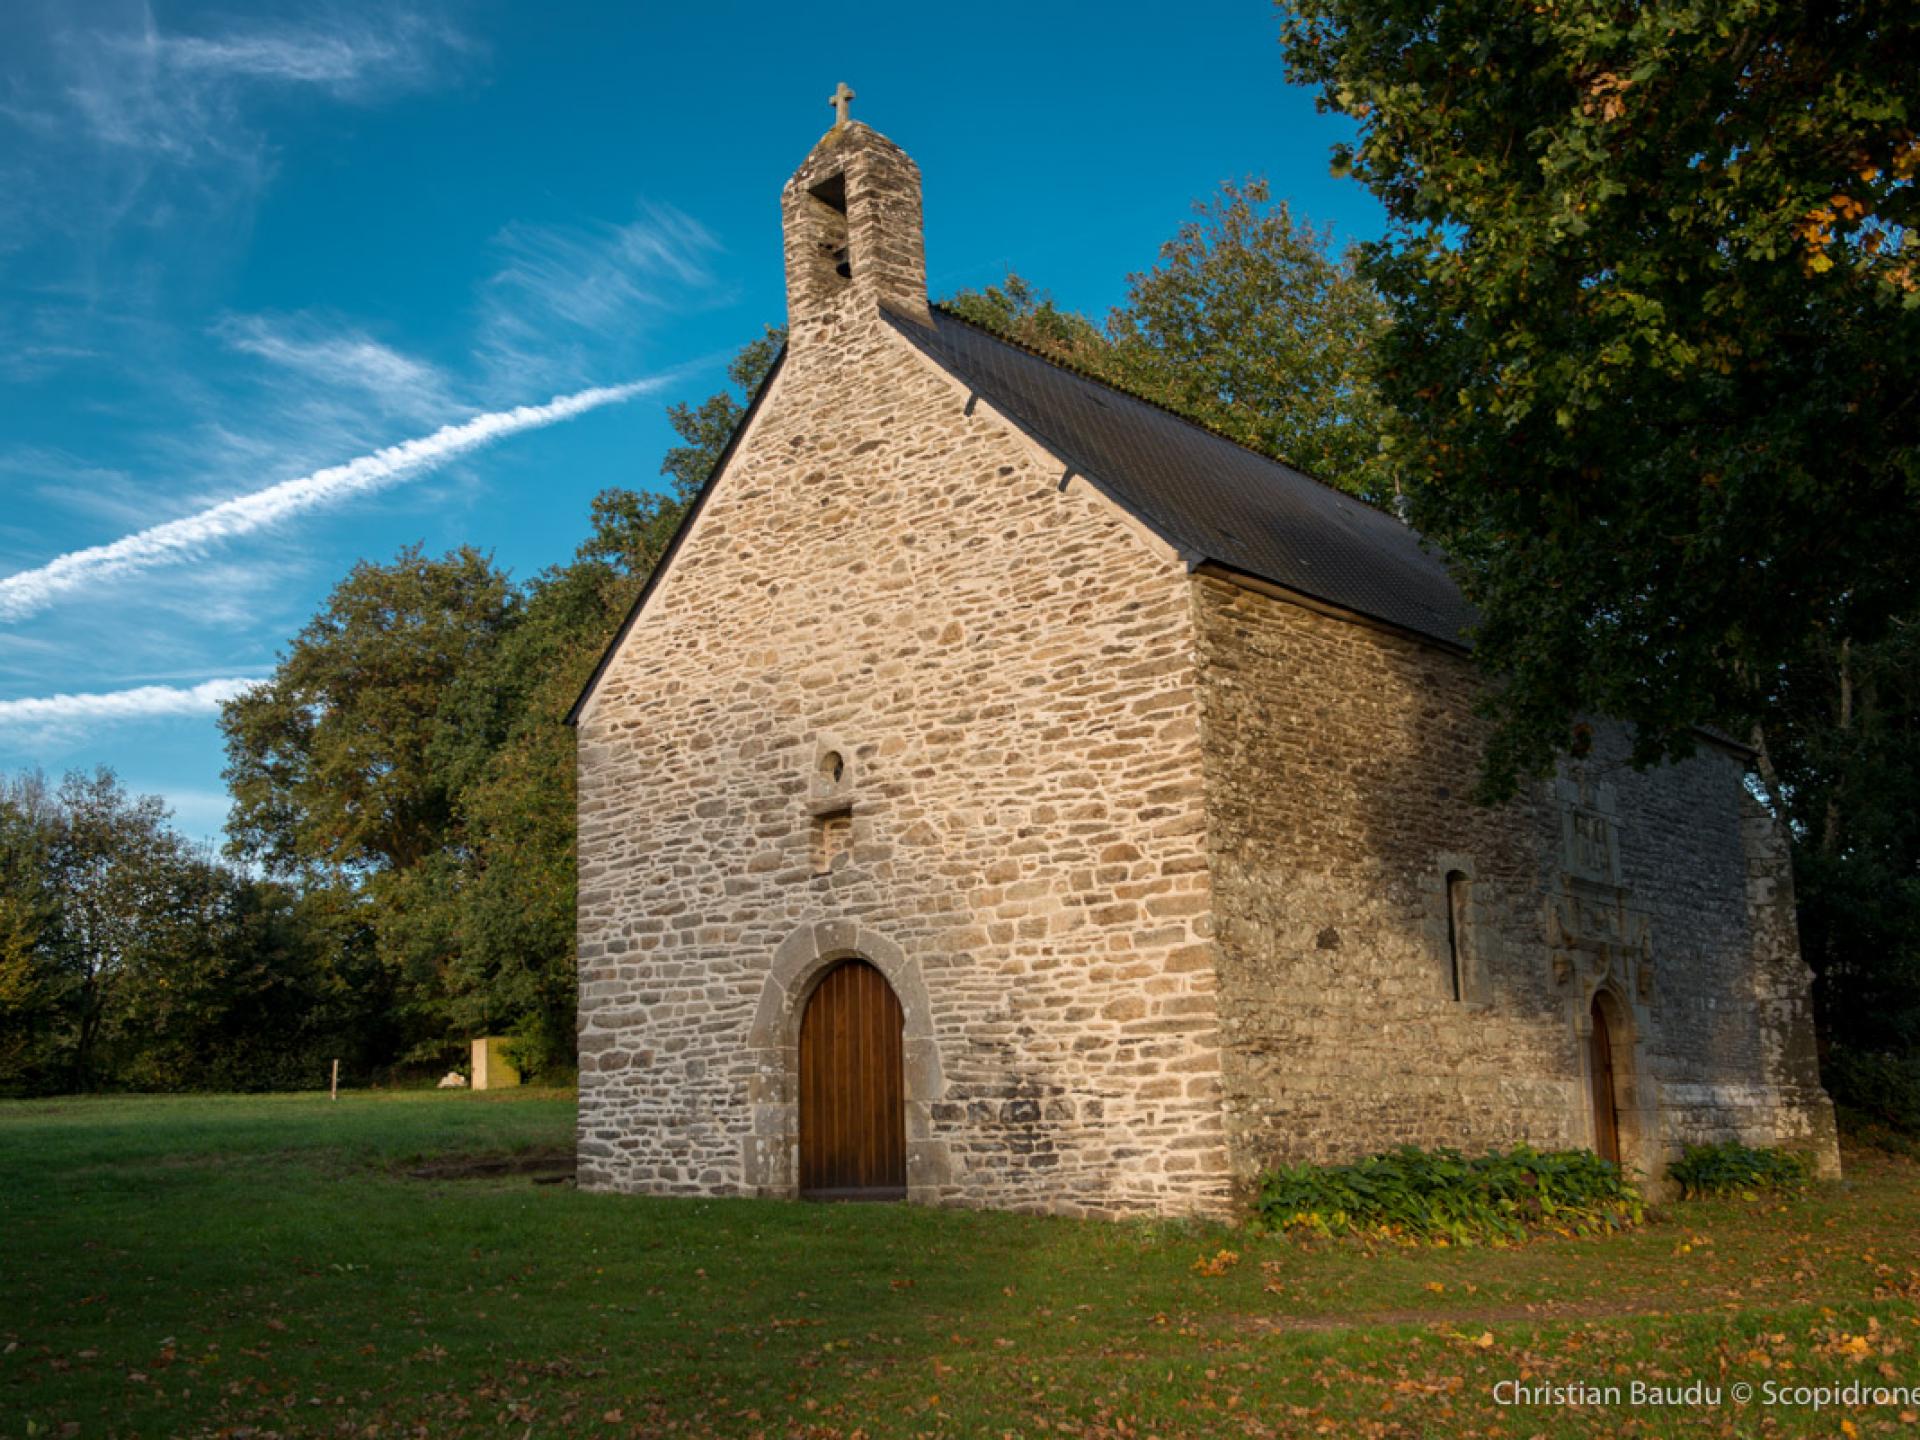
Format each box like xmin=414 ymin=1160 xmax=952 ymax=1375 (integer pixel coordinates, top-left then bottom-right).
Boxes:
xmin=3 ymin=1092 xmax=1918 ymax=1438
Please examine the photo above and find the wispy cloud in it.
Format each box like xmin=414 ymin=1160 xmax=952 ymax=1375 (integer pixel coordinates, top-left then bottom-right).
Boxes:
xmin=479 ymin=205 xmax=724 ymax=391
xmin=0 ymin=447 xmax=150 ymax=531
xmin=0 ymin=4 xmax=475 ymax=368
xmin=0 ymin=379 xmax=668 ymax=624
xmin=63 ymin=7 xmax=470 ymax=159
xmin=0 ymin=677 xmax=258 ymax=729
xmin=158 ymin=17 xmax=460 ymax=89
xmin=214 ymin=313 xmax=457 ymax=420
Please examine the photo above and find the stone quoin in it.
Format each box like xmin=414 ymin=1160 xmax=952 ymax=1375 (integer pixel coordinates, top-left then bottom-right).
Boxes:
xmin=566 ymin=102 xmax=1840 ymax=1216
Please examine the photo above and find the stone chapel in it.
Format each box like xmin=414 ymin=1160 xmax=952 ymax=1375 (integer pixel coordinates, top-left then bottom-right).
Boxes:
xmin=567 ymin=103 xmax=1840 ymax=1216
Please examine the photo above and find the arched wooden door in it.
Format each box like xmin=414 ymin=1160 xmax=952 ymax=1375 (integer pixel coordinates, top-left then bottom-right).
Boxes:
xmin=799 ymin=960 xmax=906 ymax=1200
xmin=1589 ymin=994 xmax=1622 ymax=1166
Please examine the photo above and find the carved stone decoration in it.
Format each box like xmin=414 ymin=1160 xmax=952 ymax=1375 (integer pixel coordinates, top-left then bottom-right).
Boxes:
xmin=1547 ymin=766 xmax=1657 ymax=1016
xmin=1568 ymin=806 xmax=1618 ymax=886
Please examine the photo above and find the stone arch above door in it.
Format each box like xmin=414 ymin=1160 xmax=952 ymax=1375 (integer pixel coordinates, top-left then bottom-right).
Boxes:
xmin=741 ymin=919 xmax=947 ymax=1199
xmin=1574 ymin=977 xmax=1659 ymax=1189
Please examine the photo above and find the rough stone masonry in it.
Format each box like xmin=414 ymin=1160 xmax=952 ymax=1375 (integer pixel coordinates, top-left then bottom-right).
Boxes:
xmin=569 ymin=113 xmax=1839 ymax=1217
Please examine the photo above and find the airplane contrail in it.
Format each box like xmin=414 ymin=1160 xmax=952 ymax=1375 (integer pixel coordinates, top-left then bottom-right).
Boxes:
xmin=0 ymin=379 xmax=663 ymax=623
xmin=0 ymin=677 xmax=260 ymax=728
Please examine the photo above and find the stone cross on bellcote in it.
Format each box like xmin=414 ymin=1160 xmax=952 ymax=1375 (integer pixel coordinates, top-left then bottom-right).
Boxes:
xmin=828 ymin=82 xmax=855 ymax=127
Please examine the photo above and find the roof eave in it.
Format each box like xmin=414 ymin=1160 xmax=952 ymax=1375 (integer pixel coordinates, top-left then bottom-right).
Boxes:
xmin=1193 ymin=560 xmax=1474 ymax=656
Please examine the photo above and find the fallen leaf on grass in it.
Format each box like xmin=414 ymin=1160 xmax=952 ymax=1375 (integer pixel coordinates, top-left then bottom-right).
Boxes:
xmin=1192 ymin=1250 xmax=1240 ymax=1276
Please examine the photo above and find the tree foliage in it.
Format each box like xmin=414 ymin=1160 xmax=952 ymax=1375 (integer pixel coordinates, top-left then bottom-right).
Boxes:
xmin=1106 ymin=181 xmax=1392 ymax=500
xmin=0 ymin=773 xmax=60 ymax=1088
xmin=942 ymin=276 xmax=1113 ymax=371
xmin=1757 ymin=622 xmax=1920 ymax=1065
xmin=0 ymin=769 xmax=364 ymax=1095
xmin=947 ymin=182 xmax=1393 ymax=501
xmin=1280 ymin=0 xmax=1920 ymax=794
xmin=3 ymin=331 xmax=777 ymax=1095
xmin=222 ymin=545 xmax=515 ymax=878
xmin=215 ymin=331 xmax=784 ymax=1076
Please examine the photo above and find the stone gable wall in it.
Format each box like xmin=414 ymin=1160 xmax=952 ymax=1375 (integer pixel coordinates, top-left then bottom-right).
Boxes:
xmin=1190 ymin=573 xmax=1840 ymax=1194
xmin=574 ymin=305 xmax=1232 ymax=1216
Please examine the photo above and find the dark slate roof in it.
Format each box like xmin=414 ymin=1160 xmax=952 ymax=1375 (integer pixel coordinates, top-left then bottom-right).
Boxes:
xmin=887 ymin=305 xmax=1477 ymax=648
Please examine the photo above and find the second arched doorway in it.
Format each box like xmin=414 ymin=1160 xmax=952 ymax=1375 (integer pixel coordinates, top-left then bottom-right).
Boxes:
xmin=1589 ymin=991 xmax=1623 ymax=1166
xmin=798 ymin=959 xmax=906 ymax=1200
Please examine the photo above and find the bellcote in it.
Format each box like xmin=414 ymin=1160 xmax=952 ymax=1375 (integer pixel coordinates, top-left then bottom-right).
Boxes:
xmin=781 ymin=99 xmax=932 ymax=347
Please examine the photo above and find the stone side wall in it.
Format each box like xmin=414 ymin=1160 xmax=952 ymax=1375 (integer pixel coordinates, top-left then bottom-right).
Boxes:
xmin=1191 ymin=572 xmax=1840 ymax=1193
xmin=574 ymin=293 xmax=1231 ymax=1216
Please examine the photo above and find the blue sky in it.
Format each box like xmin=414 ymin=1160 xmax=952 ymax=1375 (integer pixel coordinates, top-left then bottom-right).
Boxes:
xmin=0 ymin=0 xmax=1381 ymax=848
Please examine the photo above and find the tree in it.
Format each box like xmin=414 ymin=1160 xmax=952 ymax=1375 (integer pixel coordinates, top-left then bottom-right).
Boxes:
xmin=218 ymin=332 xmax=786 ymax=1075
xmin=0 ymin=772 xmax=60 ymax=1093
xmin=113 ymin=869 xmax=367 ymax=1093
xmin=41 ymin=770 xmax=190 ymax=1090
xmin=943 ymin=276 xmax=1112 ymax=371
xmin=1106 ymin=181 xmax=1393 ymax=501
xmin=221 ymin=545 xmax=514 ymax=1057
xmin=1757 ymin=623 xmax=1920 ymax=1064
xmin=1280 ymin=0 xmax=1920 ymax=794
xmin=1 ymin=767 xmax=377 ymax=1095
xmin=946 ymin=184 xmax=1392 ymax=501
xmin=222 ymin=544 xmax=514 ymax=878
xmin=656 ymin=325 xmax=786 ymax=498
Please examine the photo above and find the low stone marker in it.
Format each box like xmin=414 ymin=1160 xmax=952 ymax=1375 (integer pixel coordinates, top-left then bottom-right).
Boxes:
xmin=470 ymin=1037 xmax=520 ymax=1091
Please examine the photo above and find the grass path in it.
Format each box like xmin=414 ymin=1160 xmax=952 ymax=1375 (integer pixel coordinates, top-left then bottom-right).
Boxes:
xmin=2 ymin=1091 xmax=1917 ymax=1438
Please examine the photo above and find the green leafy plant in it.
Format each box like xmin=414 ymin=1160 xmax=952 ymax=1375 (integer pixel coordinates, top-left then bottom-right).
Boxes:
xmin=1667 ymin=1142 xmax=1814 ymax=1200
xmin=1254 ymin=1144 xmax=1642 ymax=1246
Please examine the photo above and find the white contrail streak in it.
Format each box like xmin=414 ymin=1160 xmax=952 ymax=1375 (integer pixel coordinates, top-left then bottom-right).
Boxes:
xmin=0 ymin=379 xmax=661 ymax=623
xmin=0 ymin=677 xmax=260 ymax=728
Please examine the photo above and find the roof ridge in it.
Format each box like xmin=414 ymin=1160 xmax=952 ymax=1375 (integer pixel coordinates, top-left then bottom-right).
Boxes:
xmin=924 ymin=300 xmax=1394 ymax=520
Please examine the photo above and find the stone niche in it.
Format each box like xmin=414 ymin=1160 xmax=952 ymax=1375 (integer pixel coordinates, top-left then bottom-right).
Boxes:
xmin=1546 ymin=770 xmax=1656 ymax=1009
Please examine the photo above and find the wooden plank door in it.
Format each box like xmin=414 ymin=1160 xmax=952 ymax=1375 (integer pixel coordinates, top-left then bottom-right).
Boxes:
xmin=1589 ymin=996 xmax=1621 ymax=1166
xmin=799 ymin=960 xmax=906 ymax=1200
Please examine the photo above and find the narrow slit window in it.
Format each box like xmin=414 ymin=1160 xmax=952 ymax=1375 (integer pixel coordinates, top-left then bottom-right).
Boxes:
xmin=1444 ymin=870 xmax=1470 ymax=1002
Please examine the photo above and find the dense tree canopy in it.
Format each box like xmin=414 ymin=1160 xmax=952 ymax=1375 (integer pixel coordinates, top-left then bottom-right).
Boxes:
xmin=1280 ymin=0 xmax=1920 ymax=793
xmin=1759 ymin=623 xmax=1920 ymax=1062
xmin=223 ymin=545 xmax=515 ymax=878
xmin=0 ymin=769 xmax=362 ymax=1095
